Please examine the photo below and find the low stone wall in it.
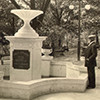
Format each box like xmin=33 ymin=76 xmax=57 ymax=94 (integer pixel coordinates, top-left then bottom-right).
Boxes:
xmin=0 ymin=75 xmax=87 ymax=100
xmin=50 ymin=61 xmax=67 ymax=77
xmin=50 ymin=60 xmax=87 ymax=77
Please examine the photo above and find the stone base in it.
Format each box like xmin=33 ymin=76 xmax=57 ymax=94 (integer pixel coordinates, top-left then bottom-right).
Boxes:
xmin=0 ymin=74 xmax=87 ymax=100
xmin=5 ymin=36 xmax=45 ymax=81
xmin=41 ymin=56 xmax=53 ymax=77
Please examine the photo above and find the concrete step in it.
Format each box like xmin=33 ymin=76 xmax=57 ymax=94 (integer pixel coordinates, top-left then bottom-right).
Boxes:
xmin=0 ymin=74 xmax=87 ymax=100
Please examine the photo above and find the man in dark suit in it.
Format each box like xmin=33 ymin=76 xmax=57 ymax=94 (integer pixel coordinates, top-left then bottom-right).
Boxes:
xmin=84 ymin=35 xmax=97 ymax=89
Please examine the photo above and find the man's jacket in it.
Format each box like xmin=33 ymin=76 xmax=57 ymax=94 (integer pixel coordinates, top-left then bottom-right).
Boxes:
xmin=84 ymin=41 xmax=97 ymax=67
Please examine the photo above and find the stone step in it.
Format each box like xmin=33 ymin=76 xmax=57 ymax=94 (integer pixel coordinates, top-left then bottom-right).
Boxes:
xmin=0 ymin=74 xmax=87 ymax=100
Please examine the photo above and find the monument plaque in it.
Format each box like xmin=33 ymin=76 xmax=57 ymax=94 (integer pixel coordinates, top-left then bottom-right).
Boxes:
xmin=13 ymin=50 xmax=30 ymax=69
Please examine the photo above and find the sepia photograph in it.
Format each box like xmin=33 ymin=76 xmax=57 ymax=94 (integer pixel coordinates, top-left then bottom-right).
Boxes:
xmin=0 ymin=0 xmax=100 ymax=100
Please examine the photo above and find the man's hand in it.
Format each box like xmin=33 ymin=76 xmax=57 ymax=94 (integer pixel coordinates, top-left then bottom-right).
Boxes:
xmin=86 ymin=58 xmax=89 ymax=61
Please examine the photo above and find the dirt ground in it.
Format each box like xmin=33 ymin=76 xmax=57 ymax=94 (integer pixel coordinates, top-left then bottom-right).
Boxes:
xmin=53 ymin=48 xmax=100 ymax=68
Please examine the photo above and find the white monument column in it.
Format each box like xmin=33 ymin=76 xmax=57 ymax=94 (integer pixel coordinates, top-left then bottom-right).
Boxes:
xmin=6 ymin=10 xmax=45 ymax=81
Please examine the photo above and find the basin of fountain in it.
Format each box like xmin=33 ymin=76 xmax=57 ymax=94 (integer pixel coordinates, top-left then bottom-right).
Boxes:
xmin=11 ymin=9 xmax=43 ymax=38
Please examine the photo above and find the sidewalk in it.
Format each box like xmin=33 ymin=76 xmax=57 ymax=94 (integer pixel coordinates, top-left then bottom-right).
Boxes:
xmin=0 ymin=87 xmax=100 ymax=100
xmin=33 ymin=87 xmax=100 ymax=100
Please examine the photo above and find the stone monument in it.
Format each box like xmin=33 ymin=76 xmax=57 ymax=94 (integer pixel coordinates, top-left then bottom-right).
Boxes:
xmin=6 ymin=9 xmax=45 ymax=81
xmin=0 ymin=9 xmax=88 ymax=100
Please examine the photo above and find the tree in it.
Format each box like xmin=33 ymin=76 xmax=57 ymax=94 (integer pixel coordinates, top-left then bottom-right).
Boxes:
xmin=0 ymin=0 xmax=16 ymax=35
xmin=82 ymin=0 xmax=100 ymax=33
xmin=1 ymin=0 xmax=100 ymax=50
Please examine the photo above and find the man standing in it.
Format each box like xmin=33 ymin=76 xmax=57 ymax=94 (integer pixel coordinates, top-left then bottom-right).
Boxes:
xmin=84 ymin=35 xmax=97 ymax=89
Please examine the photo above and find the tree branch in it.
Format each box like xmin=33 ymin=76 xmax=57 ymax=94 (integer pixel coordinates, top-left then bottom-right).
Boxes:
xmin=30 ymin=0 xmax=35 ymax=9
xmin=31 ymin=0 xmax=50 ymax=29
xmin=22 ymin=0 xmax=30 ymax=6
xmin=41 ymin=0 xmax=46 ymax=11
xmin=39 ymin=0 xmax=50 ymax=21
xmin=10 ymin=0 xmax=21 ymax=9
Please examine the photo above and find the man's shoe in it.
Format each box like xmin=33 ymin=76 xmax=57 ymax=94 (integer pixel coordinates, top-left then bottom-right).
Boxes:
xmin=87 ymin=86 xmax=91 ymax=89
xmin=87 ymin=86 xmax=95 ymax=89
xmin=91 ymin=86 xmax=95 ymax=89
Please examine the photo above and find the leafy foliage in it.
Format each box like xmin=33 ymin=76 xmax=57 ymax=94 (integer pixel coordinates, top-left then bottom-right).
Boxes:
xmin=0 ymin=0 xmax=100 ymax=50
xmin=0 ymin=0 xmax=16 ymax=35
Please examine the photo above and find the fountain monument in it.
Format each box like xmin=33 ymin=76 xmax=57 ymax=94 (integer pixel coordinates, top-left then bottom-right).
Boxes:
xmin=6 ymin=9 xmax=45 ymax=81
xmin=0 ymin=9 xmax=88 ymax=100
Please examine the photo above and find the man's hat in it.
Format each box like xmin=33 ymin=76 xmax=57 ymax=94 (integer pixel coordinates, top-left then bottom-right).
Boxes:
xmin=88 ymin=35 xmax=95 ymax=38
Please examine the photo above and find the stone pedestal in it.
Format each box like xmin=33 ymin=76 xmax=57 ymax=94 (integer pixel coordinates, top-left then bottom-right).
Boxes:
xmin=41 ymin=56 xmax=53 ymax=77
xmin=6 ymin=36 xmax=45 ymax=81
